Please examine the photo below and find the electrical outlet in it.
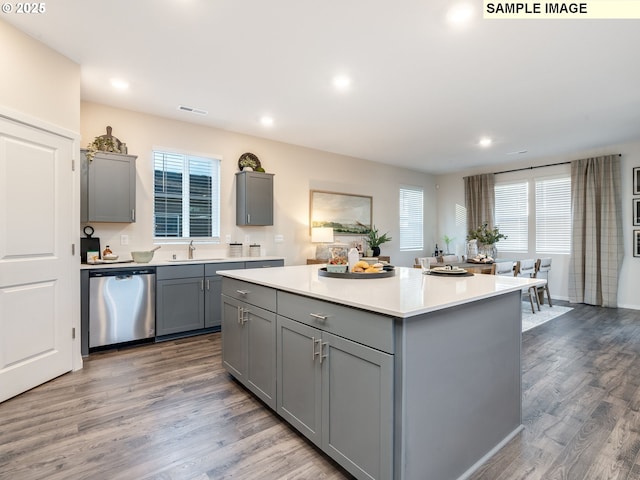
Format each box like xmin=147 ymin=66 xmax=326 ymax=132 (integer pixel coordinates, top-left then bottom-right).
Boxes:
xmin=120 ymin=234 xmax=129 ymax=245
xmin=225 ymin=234 xmax=231 ymax=243
xmin=274 ymin=234 xmax=284 ymax=243
xmin=244 ymin=235 xmax=251 ymax=243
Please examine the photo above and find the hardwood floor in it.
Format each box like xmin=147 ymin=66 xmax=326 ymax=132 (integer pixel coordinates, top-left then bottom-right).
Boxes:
xmin=1 ymin=301 xmax=640 ymax=479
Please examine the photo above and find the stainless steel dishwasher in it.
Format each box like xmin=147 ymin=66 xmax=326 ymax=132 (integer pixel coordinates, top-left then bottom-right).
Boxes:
xmin=89 ymin=268 xmax=156 ymax=348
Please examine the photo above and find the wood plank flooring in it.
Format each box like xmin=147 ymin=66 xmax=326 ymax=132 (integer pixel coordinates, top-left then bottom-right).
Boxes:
xmin=1 ymin=301 xmax=640 ymax=479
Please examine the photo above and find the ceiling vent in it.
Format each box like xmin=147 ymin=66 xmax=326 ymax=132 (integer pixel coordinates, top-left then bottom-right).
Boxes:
xmin=178 ymin=105 xmax=208 ymax=115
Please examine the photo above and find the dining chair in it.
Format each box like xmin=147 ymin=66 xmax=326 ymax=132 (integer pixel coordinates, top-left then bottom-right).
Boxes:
xmin=535 ymin=258 xmax=553 ymax=307
xmin=494 ymin=261 xmax=515 ymax=276
xmin=442 ymin=254 xmax=459 ymax=263
xmin=518 ymin=259 xmax=541 ymax=313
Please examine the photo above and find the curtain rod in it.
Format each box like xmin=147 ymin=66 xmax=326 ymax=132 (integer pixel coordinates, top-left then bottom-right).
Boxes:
xmin=493 ymin=154 xmax=621 ymax=175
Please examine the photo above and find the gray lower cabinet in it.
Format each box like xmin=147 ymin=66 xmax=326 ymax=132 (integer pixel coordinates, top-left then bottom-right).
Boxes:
xmin=221 ymin=277 xmax=393 ymax=480
xmin=276 ymin=315 xmax=393 ymax=480
xmin=157 ymin=262 xmax=248 ymax=336
xmin=156 ymin=267 xmax=205 ymax=336
xmin=221 ymin=294 xmax=276 ymax=408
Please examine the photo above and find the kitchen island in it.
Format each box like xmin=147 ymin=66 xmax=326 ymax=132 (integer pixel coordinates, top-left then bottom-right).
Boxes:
xmin=218 ymin=264 xmax=545 ymax=480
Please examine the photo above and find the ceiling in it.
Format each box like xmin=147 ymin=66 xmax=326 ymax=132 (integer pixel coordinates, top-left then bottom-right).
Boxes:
xmin=6 ymin=0 xmax=640 ymax=174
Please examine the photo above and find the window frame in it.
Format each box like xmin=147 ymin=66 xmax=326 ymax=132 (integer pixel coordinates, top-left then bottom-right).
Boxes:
xmin=152 ymin=148 xmax=221 ymax=244
xmin=399 ymin=184 xmax=424 ymax=252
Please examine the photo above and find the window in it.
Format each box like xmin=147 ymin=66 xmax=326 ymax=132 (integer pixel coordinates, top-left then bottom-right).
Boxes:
xmin=536 ymin=176 xmax=571 ymax=254
xmin=495 ymin=182 xmax=528 ymax=252
xmin=399 ymin=185 xmax=423 ymax=251
xmin=153 ymin=150 xmax=221 ymax=240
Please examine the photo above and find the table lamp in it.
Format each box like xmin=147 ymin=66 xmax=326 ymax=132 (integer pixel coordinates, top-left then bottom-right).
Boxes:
xmin=311 ymin=227 xmax=334 ymax=261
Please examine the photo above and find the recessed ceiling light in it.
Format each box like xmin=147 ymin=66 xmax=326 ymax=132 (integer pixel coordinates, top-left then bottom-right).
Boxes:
xmin=260 ymin=116 xmax=274 ymax=127
xmin=333 ymin=75 xmax=351 ymax=91
xmin=110 ymin=78 xmax=129 ymax=90
xmin=446 ymin=3 xmax=474 ymax=26
xmin=479 ymin=137 xmax=492 ymax=148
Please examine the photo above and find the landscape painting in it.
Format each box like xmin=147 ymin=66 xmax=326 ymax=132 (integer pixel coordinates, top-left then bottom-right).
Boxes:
xmin=310 ymin=190 xmax=372 ymax=235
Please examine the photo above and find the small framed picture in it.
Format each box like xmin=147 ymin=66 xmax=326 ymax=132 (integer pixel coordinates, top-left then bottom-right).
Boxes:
xmin=635 ymin=230 xmax=640 ymax=257
xmin=635 ymin=167 xmax=640 ymax=195
xmin=635 ymin=199 xmax=640 ymax=226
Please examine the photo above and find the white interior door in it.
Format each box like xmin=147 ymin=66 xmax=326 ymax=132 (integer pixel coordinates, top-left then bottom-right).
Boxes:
xmin=0 ymin=116 xmax=74 ymax=403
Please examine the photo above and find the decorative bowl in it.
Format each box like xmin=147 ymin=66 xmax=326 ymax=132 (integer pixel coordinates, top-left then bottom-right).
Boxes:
xmin=131 ymin=251 xmax=154 ymax=263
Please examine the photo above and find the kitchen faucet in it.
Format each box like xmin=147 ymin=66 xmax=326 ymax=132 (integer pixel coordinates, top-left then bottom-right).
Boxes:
xmin=188 ymin=240 xmax=195 ymax=259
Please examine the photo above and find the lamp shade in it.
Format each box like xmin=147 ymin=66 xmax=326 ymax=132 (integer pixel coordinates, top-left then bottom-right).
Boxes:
xmin=311 ymin=227 xmax=334 ymax=243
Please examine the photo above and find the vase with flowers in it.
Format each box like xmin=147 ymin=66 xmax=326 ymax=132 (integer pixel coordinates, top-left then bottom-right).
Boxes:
xmin=466 ymin=222 xmax=507 ymax=259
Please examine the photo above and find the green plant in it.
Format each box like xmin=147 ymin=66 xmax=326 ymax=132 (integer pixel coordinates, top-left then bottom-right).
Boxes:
xmin=443 ymin=234 xmax=455 ymax=253
xmin=85 ymin=136 xmax=122 ymax=162
xmin=467 ymin=222 xmax=507 ymax=244
xmin=366 ymin=225 xmax=392 ymax=248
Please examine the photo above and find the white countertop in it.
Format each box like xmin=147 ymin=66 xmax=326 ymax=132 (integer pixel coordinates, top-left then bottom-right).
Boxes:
xmin=218 ymin=264 xmax=546 ymax=318
xmin=80 ymin=256 xmax=284 ymax=270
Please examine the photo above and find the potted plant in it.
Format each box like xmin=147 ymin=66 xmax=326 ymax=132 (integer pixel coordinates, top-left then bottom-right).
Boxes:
xmin=466 ymin=222 xmax=507 ymax=258
xmin=366 ymin=225 xmax=392 ymax=256
xmin=443 ymin=234 xmax=455 ymax=254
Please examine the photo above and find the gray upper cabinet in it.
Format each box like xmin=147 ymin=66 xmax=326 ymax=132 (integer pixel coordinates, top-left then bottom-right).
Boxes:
xmin=81 ymin=149 xmax=136 ymax=223
xmin=236 ymin=171 xmax=274 ymax=226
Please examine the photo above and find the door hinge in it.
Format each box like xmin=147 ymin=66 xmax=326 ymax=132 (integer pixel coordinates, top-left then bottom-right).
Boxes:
xmin=72 ymin=243 xmax=75 ymax=255
xmin=72 ymin=327 xmax=76 ymax=339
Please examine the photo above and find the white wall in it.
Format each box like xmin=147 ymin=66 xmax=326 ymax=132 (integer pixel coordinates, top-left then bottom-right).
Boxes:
xmin=0 ymin=19 xmax=80 ymax=132
xmin=80 ymin=102 xmax=436 ymax=267
xmin=436 ymin=140 xmax=640 ymax=309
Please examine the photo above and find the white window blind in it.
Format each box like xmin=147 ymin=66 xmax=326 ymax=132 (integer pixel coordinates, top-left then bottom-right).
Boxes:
xmin=153 ymin=151 xmax=220 ymax=239
xmin=535 ymin=176 xmax=571 ymax=254
xmin=399 ymin=185 xmax=423 ymax=251
xmin=495 ymin=182 xmax=528 ymax=252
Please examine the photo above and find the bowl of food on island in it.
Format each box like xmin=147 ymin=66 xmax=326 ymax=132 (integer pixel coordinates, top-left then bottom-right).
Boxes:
xmin=326 ymin=258 xmax=348 ymax=273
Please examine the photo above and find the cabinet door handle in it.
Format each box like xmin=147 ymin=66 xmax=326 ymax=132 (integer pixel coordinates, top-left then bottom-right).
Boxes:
xmin=201 ymin=280 xmax=204 ymax=291
xmin=312 ymin=337 xmax=322 ymax=360
xmin=319 ymin=342 xmax=328 ymax=364
xmin=236 ymin=289 xmax=250 ymax=295
xmin=309 ymin=313 xmax=327 ymax=321
xmin=237 ymin=306 xmax=243 ymax=324
xmin=247 ymin=213 xmax=251 ymax=224
xmin=239 ymin=307 xmax=249 ymax=325
xmin=131 ymin=209 xmax=135 ymax=221
xmin=206 ymin=279 xmax=210 ymax=290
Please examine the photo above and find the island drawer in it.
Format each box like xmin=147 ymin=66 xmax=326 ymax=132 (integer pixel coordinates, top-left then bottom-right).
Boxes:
xmin=277 ymin=291 xmax=394 ymax=354
xmin=222 ymin=278 xmax=276 ymax=312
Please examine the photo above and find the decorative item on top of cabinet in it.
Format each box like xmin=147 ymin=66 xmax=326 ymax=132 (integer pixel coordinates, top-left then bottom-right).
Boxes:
xmin=238 ymin=152 xmax=266 ymax=172
xmin=236 ymin=171 xmax=274 ymax=226
xmin=80 ymin=149 xmax=136 ymax=223
xmin=85 ymin=126 xmax=128 ymax=162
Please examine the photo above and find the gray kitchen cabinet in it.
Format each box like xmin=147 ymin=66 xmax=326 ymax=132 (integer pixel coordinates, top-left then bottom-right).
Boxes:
xmin=80 ymin=149 xmax=136 ymax=223
xmin=236 ymin=171 xmax=274 ymax=226
xmin=244 ymin=259 xmax=284 ymax=269
xmin=156 ymin=265 xmax=205 ymax=336
xmin=204 ymin=262 xmax=246 ymax=328
xmin=221 ymin=294 xmax=276 ymax=408
xmin=276 ymin=314 xmax=393 ymax=480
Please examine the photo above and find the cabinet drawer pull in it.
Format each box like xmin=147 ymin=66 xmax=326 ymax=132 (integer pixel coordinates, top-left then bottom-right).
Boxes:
xmin=309 ymin=313 xmax=327 ymax=321
xmin=236 ymin=289 xmax=250 ymax=295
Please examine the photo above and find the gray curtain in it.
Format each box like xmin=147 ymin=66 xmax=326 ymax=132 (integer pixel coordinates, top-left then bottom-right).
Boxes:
xmin=568 ymin=154 xmax=623 ymax=307
xmin=464 ymin=173 xmax=495 ymax=231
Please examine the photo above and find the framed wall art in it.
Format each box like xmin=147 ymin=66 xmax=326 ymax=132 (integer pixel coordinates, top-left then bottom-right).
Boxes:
xmin=309 ymin=190 xmax=372 ymax=235
xmin=634 ymin=167 xmax=640 ymax=195
xmin=635 ymin=198 xmax=640 ymax=226
xmin=635 ymin=230 xmax=640 ymax=257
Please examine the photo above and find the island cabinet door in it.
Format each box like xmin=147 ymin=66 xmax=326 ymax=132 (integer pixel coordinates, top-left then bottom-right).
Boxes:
xmin=322 ymin=332 xmax=394 ymax=480
xmin=221 ymin=295 xmax=276 ymax=409
xmin=276 ymin=315 xmax=322 ymax=446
